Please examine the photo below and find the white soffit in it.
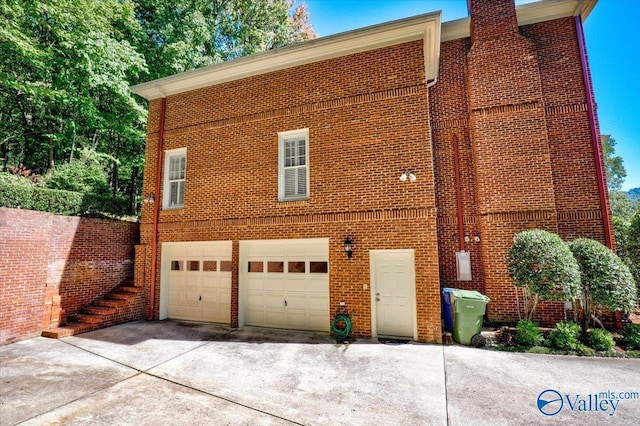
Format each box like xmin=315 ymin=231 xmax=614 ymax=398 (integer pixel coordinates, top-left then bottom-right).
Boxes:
xmin=131 ymin=12 xmax=441 ymax=100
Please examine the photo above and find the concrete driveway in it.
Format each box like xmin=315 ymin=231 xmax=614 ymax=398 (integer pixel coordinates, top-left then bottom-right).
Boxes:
xmin=1 ymin=321 xmax=639 ymax=425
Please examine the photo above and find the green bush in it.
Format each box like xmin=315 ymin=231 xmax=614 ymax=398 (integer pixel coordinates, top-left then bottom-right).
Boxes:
xmin=588 ymin=328 xmax=615 ymax=351
xmin=549 ymin=321 xmax=581 ymax=351
xmin=515 ymin=320 xmax=543 ymax=347
xmin=507 ymin=229 xmax=581 ymax=320
xmin=0 ymin=176 xmax=130 ymax=217
xmin=569 ymin=238 xmax=637 ymax=332
xmin=621 ymin=323 xmax=640 ymax=350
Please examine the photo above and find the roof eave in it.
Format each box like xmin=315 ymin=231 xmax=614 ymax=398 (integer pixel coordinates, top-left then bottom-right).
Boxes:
xmin=131 ymin=12 xmax=441 ymax=100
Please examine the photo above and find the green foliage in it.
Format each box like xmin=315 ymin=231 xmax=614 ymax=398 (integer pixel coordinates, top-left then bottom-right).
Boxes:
xmin=610 ymin=191 xmax=635 ymax=224
xmin=569 ymin=238 xmax=637 ymax=315
xmin=1 ymin=0 xmax=314 ymax=216
xmin=626 ymin=209 xmax=640 ymax=294
xmin=42 ymin=149 xmax=114 ymax=195
xmin=588 ymin=328 xmax=615 ymax=351
xmin=602 ymin=136 xmax=626 ymax=192
xmin=549 ymin=321 xmax=581 ymax=351
xmin=514 ymin=320 xmax=543 ymax=347
xmin=0 ymin=172 xmax=130 ymax=217
xmin=507 ymin=229 xmax=581 ymax=319
xmin=621 ymin=323 xmax=640 ymax=351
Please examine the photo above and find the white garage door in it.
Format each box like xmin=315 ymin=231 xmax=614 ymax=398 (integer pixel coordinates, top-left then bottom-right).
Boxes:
xmin=239 ymin=238 xmax=329 ymax=332
xmin=160 ymin=241 xmax=232 ymax=323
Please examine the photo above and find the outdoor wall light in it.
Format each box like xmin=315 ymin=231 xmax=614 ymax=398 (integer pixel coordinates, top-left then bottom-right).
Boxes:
xmin=343 ymin=236 xmax=354 ymax=259
xmin=143 ymin=193 xmax=155 ymax=204
xmin=399 ymin=168 xmax=416 ymax=182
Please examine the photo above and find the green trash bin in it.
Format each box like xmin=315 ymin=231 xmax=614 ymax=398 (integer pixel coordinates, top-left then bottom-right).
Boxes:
xmin=451 ymin=289 xmax=490 ymax=346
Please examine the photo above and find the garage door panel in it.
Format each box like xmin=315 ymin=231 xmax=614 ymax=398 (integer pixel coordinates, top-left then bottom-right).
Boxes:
xmin=163 ymin=241 xmax=232 ymax=324
xmin=240 ymin=239 xmax=329 ymax=332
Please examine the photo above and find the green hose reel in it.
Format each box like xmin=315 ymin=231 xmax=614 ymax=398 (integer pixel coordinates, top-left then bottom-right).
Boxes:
xmin=331 ymin=312 xmax=352 ymax=339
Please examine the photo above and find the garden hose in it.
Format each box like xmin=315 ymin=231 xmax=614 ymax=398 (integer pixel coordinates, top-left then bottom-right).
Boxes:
xmin=331 ymin=313 xmax=352 ymax=339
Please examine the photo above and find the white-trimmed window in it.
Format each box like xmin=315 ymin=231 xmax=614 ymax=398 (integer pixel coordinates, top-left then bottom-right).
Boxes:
xmin=278 ymin=129 xmax=309 ymax=201
xmin=163 ymin=148 xmax=186 ymax=209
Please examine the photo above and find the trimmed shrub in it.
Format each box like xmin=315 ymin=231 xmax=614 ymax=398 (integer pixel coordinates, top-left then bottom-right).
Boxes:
xmin=1 ymin=172 xmax=132 ymax=217
xmin=549 ymin=321 xmax=581 ymax=351
xmin=507 ymin=229 xmax=581 ymax=320
xmin=588 ymin=328 xmax=615 ymax=351
xmin=621 ymin=323 xmax=640 ymax=351
xmin=515 ymin=320 xmax=543 ymax=347
xmin=569 ymin=238 xmax=637 ymax=331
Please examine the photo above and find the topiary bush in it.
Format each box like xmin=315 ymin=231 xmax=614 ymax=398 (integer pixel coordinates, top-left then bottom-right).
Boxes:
xmin=549 ymin=321 xmax=581 ymax=351
xmin=621 ymin=323 xmax=640 ymax=350
xmin=568 ymin=238 xmax=638 ymax=332
xmin=507 ymin=229 xmax=581 ymax=320
xmin=588 ymin=328 xmax=615 ymax=351
xmin=515 ymin=320 xmax=543 ymax=347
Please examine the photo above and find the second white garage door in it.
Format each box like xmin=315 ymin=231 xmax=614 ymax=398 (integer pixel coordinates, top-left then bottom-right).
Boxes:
xmin=239 ymin=238 xmax=329 ymax=332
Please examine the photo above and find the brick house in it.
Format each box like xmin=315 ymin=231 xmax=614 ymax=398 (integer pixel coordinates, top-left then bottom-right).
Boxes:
xmin=131 ymin=0 xmax=611 ymax=343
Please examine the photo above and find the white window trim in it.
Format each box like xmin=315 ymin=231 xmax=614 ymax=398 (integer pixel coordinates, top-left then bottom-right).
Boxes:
xmin=278 ymin=128 xmax=310 ymax=202
xmin=163 ymin=147 xmax=186 ymax=209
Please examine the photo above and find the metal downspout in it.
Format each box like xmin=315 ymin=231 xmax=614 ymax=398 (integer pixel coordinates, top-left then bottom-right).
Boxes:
xmin=149 ymin=97 xmax=167 ymax=320
xmin=574 ymin=15 xmax=613 ymax=249
xmin=452 ymin=134 xmax=465 ymax=251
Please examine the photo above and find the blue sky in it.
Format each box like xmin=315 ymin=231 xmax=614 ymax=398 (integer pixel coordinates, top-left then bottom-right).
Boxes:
xmin=305 ymin=0 xmax=639 ymax=191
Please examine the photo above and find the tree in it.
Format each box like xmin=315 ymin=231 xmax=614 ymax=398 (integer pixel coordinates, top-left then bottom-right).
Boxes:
xmin=1 ymin=0 xmax=315 ymax=216
xmin=602 ymin=135 xmax=626 ymax=192
xmin=568 ymin=238 xmax=637 ymax=332
xmin=618 ymin=208 xmax=640 ymax=298
xmin=507 ymin=229 xmax=582 ymax=320
xmin=132 ymin=0 xmax=316 ymax=81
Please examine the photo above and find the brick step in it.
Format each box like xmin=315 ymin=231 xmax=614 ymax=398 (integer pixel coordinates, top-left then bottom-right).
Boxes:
xmin=94 ymin=298 xmax=128 ymax=308
xmin=104 ymin=291 xmax=138 ymax=301
xmin=72 ymin=313 xmax=104 ymax=324
xmin=83 ymin=305 xmax=118 ymax=316
xmin=42 ymin=279 xmax=142 ymax=339
xmin=42 ymin=322 xmax=95 ymax=338
xmin=116 ymin=284 xmax=142 ymax=294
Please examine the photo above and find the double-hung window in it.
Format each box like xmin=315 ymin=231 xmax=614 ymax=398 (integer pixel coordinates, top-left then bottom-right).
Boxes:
xmin=278 ymin=129 xmax=309 ymax=201
xmin=163 ymin=148 xmax=186 ymax=209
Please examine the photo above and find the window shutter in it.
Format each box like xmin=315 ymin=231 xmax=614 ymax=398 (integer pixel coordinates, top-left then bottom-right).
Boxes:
xmin=278 ymin=129 xmax=309 ymax=201
xmin=297 ymin=167 xmax=307 ymax=196
xmin=285 ymin=168 xmax=296 ymax=197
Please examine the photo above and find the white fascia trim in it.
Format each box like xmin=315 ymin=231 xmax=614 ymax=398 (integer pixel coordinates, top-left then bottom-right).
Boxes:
xmin=131 ymin=12 xmax=441 ymax=100
xmin=440 ymin=0 xmax=597 ymax=42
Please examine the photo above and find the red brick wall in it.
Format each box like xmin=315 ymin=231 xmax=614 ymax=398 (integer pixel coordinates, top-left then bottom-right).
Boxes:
xmin=140 ymin=41 xmax=443 ymax=343
xmin=429 ymin=2 xmax=610 ymax=326
xmin=0 ymin=208 xmax=139 ymax=345
xmin=138 ymin=0 xmax=611 ymax=336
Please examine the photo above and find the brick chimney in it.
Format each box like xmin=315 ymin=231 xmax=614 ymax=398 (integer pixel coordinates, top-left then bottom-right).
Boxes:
xmin=469 ymin=0 xmax=520 ymax=43
xmin=466 ymin=0 xmax=558 ymax=322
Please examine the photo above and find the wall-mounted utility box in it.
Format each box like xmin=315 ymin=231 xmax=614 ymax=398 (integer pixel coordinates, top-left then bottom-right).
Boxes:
xmin=456 ymin=251 xmax=472 ymax=281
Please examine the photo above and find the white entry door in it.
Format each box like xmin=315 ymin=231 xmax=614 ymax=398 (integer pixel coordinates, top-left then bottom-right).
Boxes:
xmin=370 ymin=250 xmax=416 ymax=339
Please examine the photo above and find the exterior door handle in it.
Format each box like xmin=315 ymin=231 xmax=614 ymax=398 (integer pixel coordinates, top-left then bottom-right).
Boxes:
xmin=284 ymin=300 xmax=287 ymax=307
xmin=199 ymin=295 xmax=202 ymax=301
